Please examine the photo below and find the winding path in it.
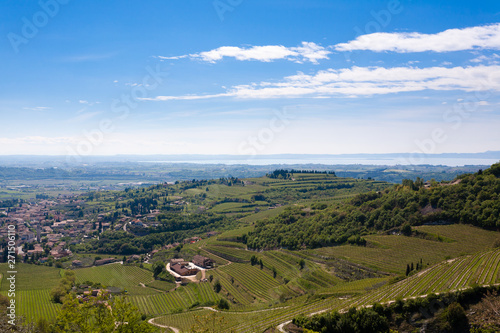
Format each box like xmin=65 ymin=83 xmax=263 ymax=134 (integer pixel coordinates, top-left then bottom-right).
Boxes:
xmin=148 ymin=318 xmax=179 ymax=333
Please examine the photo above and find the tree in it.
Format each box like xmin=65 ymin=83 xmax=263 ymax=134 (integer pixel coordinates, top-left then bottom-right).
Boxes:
xmin=493 ymin=238 xmax=500 ymax=248
xmin=259 ymin=259 xmax=264 ymax=269
xmin=272 ymin=267 xmax=277 ymax=278
xmin=406 ymin=264 xmax=410 ymax=276
xmin=213 ymin=279 xmax=222 ymax=293
xmin=299 ymin=259 xmax=306 ymax=270
xmin=152 ymin=261 xmax=164 ymax=279
xmin=51 ymin=270 xmax=76 ymax=304
xmin=217 ymin=298 xmax=230 ymax=310
xmin=401 ymin=223 xmax=412 ymax=236
xmin=445 ymin=302 xmax=468 ymax=331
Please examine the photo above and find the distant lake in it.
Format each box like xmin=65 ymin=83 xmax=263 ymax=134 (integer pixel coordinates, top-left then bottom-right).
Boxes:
xmin=139 ymin=157 xmax=499 ymax=167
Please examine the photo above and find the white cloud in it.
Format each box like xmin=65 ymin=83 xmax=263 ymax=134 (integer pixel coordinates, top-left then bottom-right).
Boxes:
xmin=23 ymin=106 xmax=51 ymax=111
xmin=334 ymin=23 xmax=500 ymax=52
xmin=142 ymin=65 xmax=500 ymax=100
xmin=470 ymin=53 xmax=500 ymax=64
xmin=78 ymin=100 xmax=100 ymax=106
xmin=157 ymin=42 xmax=330 ymax=64
xmin=477 ymin=101 xmax=490 ymax=105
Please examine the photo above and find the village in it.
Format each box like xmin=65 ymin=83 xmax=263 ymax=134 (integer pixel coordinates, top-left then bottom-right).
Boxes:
xmin=0 ymin=195 xmax=218 ymax=276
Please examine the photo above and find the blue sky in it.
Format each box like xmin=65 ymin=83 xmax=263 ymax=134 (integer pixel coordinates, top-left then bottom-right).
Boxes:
xmin=1 ymin=0 xmax=500 ymax=156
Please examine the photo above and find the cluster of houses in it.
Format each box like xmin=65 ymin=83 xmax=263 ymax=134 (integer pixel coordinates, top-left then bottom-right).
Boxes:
xmin=0 ymin=197 xmax=165 ymax=264
xmin=74 ymin=285 xmax=123 ymax=304
xmin=0 ymin=195 xmax=222 ymax=285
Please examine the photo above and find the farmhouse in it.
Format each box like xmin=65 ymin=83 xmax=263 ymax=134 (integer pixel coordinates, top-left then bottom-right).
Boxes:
xmin=72 ymin=260 xmax=83 ymax=266
xmin=192 ymin=255 xmax=214 ymax=269
xmin=95 ymin=258 xmax=117 ymax=266
xmin=170 ymin=263 xmax=198 ymax=276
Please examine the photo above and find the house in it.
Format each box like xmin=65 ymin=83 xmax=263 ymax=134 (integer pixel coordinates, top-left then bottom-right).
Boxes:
xmin=192 ymin=255 xmax=214 ymax=269
xmin=127 ymin=255 xmax=141 ymax=263
xmin=95 ymin=258 xmax=117 ymax=266
xmin=170 ymin=262 xmax=198 ymax=276
xmin=183 ymin=236 xmax=201 ymax=244
xmin=72 ymin=260 xmax=83 ymax=266
xmin=52 ymin=249 xmax=72 ymax=259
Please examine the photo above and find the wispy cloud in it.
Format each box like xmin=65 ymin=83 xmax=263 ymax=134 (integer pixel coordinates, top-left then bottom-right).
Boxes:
xmin=67 ymin=111 xmax=101 ymax=122
xmin=23 ymin=106 xmax=51 ymax=111
xmin=78 ymin=100 xmax=100 ymax=106
xmin=60 ymin=52 xmax=118 ymax=62
xmin=141 ymin=65 xmax=500 ymax=100
xmin=335 ymin=23 xmax=500 ymax=52
xmin=470 ymin=53 xmax=500 ymax=64
xmin=0 ymin=136 xmax=78 ymax=145
xmin=157 ymin=42 xmax=330 ymax=64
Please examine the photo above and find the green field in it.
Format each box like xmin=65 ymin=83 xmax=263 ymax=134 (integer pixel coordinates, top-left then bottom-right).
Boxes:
xmin=74 ymin=263 xmax=154 ymax=292
xmin=0 ymin=263 xmax=62 ymax=291
xmin=0 ymin=263 xmax=63 ymax=321
xmin=308 ymin=224 xmax=500 ymax=274
xmin=129 ymin=282 xmax=220 ymax=315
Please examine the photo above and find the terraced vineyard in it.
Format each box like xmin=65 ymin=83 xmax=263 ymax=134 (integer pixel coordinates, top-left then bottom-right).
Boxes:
xmin=219 ymin=263 xmax=281 ymax=302
xmin=261 ymin=251 xmax=302 ymax=281
xmin=309 ymin=224 xmax=500 ymax=274
xmin=204 ymin=245 xmax=254 ymax=263
xmin=153 ymin=248 xmax=500 ymax=332
xmin=210 ymin=269 xmax=255 ymax=306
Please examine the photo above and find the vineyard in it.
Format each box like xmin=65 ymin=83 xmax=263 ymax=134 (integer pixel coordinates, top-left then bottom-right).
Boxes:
xmin=129 ymin=281 xmax=220 ymax=315
xmin=74 ymin=263 xmax=154 ymax=292
xmin=203 ymin=245 xmax=254 ymax=263
xmin=14 ymin=289 xmax=61 ymax=321
xmin=309 ymin=224 xmax=500 ymax=274
xmin=219 ymin=263 xmax=281 ymax=302
xmin=0 ymin=263 xmax=63 ymax=321
xmin=153 ymin=248 xmax=500 ymax=332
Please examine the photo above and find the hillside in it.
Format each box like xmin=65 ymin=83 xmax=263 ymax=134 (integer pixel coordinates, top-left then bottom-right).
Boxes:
xmin=244 ymin=163 xmax=500 ymax=250
xmin=1 ymin=166 xmax=499 ymax=332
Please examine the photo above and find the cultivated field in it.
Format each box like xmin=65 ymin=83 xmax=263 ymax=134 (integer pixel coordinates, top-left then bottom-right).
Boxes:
xmin=308 ymin=224 xmax=500 ymax=274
